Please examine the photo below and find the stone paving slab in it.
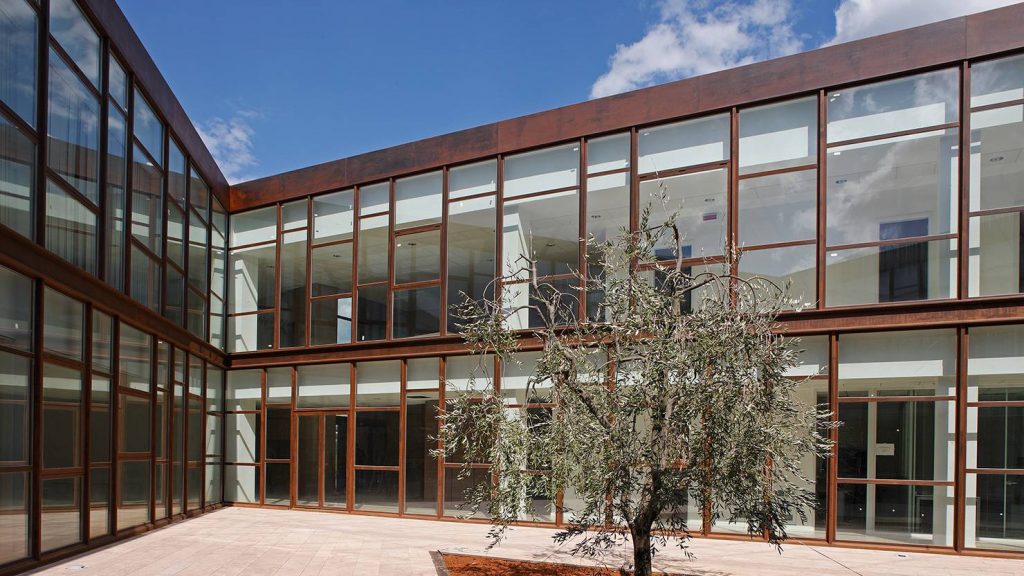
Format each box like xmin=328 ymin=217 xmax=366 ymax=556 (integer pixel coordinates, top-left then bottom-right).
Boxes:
xmin=25 ymin=507 xmax=1024 ymax=576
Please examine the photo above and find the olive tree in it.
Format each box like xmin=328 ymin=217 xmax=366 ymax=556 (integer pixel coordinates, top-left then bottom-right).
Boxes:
xmin=436 ymin=193 xmax=832 ymax=576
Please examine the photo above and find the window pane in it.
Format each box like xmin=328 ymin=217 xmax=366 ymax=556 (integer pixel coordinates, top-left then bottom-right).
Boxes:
xmin=224 ymin=464 xmax=258 ymax=503
xmin=739 ymin=96 xmax=817 ymax=175
xmin=49 ymin=0 xmax=99 ymax=87
xmin=119 ymin=324 xmax=152 ymax=393
xmin=296 ymin=363 xmax=350 ymax=408
xmin=166 ymin=203 xmax=185 ymax=267
xmin=739 ymin=169 xmax=816 ymax=246
xmin=313 ymin=189 xmax=354 ymax=243
xmin=165 ymin=266 xmax=184 ymax=326
xmin=211 ymin=227 xmax=226 ymax=298
xmin=190 ymin=167 xmax=209 ymax=222
xmin=0 ymin=264 xmax=32 ymax=351
xmin=445 ymin=354 xmax=494 ymax=397
xmin=118 ymin=461 xmax=149 ymax=528
xmin=356 ymin=284 xmax=387 ymax=342
xmin=354 ymin=469 xmax=398 ymax=513
xmin=41 ymin=476 xmax=81 ymax=551
xmin=827 ymin=68 xmax=958 ymax=143
xmin=310 ymin=296 xmax=352 ymax=346
xmin=187 ymin=288 xmax=205 ymax=339
xmin=266 ymin=407 xmax=290 ymax=459
xmin=638 ymin=113 xmax=729 ymax=174
xmin=0 ymin=0 xmax=37 ymax=125
xmin=88 ymin=466 xmax=109 ymax=538
xmin=449 ymin=159 xmax=496 ymax=199
xmin=827 ymin=129 xmax=958 ymax=246
xmin=639 ymin=168 xmax=727 ymax=260
xmin=167 ymin=139 xmax=186 ymax=205
xmin=0 ymin=471 xmax=29 ymax=563
xmin=48 ymin=49 xmax=99 ymax=203
xmin=504 ymin=143 xmax=578 ymax=198
xmin=969 ymin=106 xmax=1023 ymax=212
xmin=395 ymin=170 xmax=441 ymax=228
xmin=407 ymin=357 xmax=439 ymax=390
xmin=230 ymin=206 xmax=276 ymax=246
xmin=226 ymin=414 xmax=259 ymax=463
xmin=503 ymin=190 xmax=579 ymax=279
xmin=825 ymin=238 xmax=957 ymax=306
xmin=586 ymin=171 xmax=629 ymax=256
xmin=358 ymin=182 xmax=389 ymax=216
xmin=43 ymin=287 xmax=82 ymax=360
xmin=356 ymin=360 xmax=400 ymax=407
xmin=503 ymin=277 xmax=578 ymax=330
xmin=226 ymin=369 xmax=261 ymax=411
xmin=967 ymin=325 xmax=1024 ymax=472
xmin=279 ymin=230 xmax=307 ymax=348
xmin=0 ymin=114 xmax=35 ymax=238
xmin=129 ymin=244 xmax=159 ymax=311
xmin=227 ymin=312 xmax=274 ymax=352
xmin=133 ymin=89 xmax=163 ymax=163
xmin=131 ymin=144 xmax=163 ymax=255
xmin=281 ymin=199 xmax=306 ymax=230
xmin=968 ymin=212 xmax=1023 ymax=298
xmin=355 ymin=411 xmax=399 ymax=464
xmin=835 ymin=484 xmax=951 ymax=546
xmin=229 ymin=243 xmax=276 ymax=313
xmin=392 ymin=286 xmax=440 ymax=339
xmin=0 ymin=352 xmax=31 ymax=464
xmin=45 ymin=180 xmax=97 ymax=274
xmin=395 ymin=229 xmax=440 ymax=284
xmin=266 ymin=368 xmax=291 ymax=404
xmin=264 ymin=462 xmax=288 ymax=505
xmin=91 ymin=310 xmax=112 ymax=373
xmin=105 ymin=105 xmax=126 ymax=289
xmin=444 ymin=466 xmax=490 ymax=518
xmin=108 ymin=57 xmax=126 ymax=110
xmin=405 ymin=391 xmax=439 ymax=515
xmin=210 ymin=295 xmax=224 ymax=350
xmin=971 ymin=53 xmax=1024 ymax=108
xmin=738 ymin=245 xmax=817 ymax=308
xmin=188 ymin=210 xmax=209 ymax=292
xmin=587 ymin=132 xmax=629 ymax=174
xmin=966 ymin=473 xmax=1024 ymax=550
xmin=446 ymin=195 xmax=495 ymax=332
xmin=358 ymin=214 xmax=389 ymax=283
xmin=311 ymin=243 xmax=352 ymax=296
xmin=42 ymin=363 xmax=80 ymax=469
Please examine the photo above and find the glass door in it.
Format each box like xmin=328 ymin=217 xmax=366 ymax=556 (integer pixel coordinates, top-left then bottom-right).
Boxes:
xmin=295 ymin=412 xmax=348 ymax=508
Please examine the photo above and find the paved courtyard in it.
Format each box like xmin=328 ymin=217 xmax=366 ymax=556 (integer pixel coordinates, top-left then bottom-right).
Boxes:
xmin=27 ymin=507 xmax=1024 ymax=575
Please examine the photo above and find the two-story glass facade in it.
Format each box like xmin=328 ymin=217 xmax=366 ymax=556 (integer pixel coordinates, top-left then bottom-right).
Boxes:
xmin=1 ymin=1 xmax=1024 ymax=573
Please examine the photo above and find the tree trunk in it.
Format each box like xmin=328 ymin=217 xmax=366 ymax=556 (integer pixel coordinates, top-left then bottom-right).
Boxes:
xmin=631 ymin=525 xmax=653 ymax=576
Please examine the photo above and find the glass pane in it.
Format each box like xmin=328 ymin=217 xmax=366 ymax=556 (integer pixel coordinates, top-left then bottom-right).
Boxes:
xmin=786 ymin=335 xmax=830 ymax=378
xmin=0 ymin=471 xmax=29 ymax=564
xmin=45 ymin=180 xmax=97 ymax=274
xmin=827 ymin=129 xmax=959 ymax=246
xmin=825 ymin=238 xmax=957 ymax=306
xmin=119 ymin=324 xmax=151 ymax=392
xmin=133 ymin=89 xmax=163 ymax=163
xmin=209 ymin=295 xmax=225 ymax=350
xmin=41 ymin=475 xmax=81 ymax=551
xmin=206 ymin=459 xmax=222 ymax=504
xmin=739 ymin=169 xmax=817 ymax=246
xmin=0 ymin=114 xmax=35 ymax=238
xmin=827 ymin=68 xmax=958 ymax=143
xmin=0 ymin=265 xmax=32 ymax=351
xmin=165 ymin=264 xmax=184 ymax=327
xmin=311 ymin=243 xmax=352 ymax=296
xmin=313 ymin=189 xmax=354 ymax=243
xmin=968 ymin=212 xmax=1023 ymax=297
xmin=187 ymin=467 xmax=200 ymax=510
xmin=394 ymin=229 xmax=440 ymax=284
xmin=356 ymin=360 xmax=400 ymax=407
xmin=229 ymin=243 xmax=276 ymax=313
xmin=47 ymin=49 xmax=99 ymax=203
xmin=105 ymin=105 xmax=126 ymax=288
xmin=358 ymin=182 xmax=389 ymax=216
xmin=966 ymin=473 xmax=1024 ymax=550
xmin=310 ymin=296 xmax=352 ymax=346
xmin=356 ymin=284 xmax=387 ymax=342
xmin=266 ymin=368 xmax=292 ymax=404
xmin=392 ymin=286 xmax=440 ymax=339
xmin=407 ymin=357 xmax=439 ymax=390
xmin=969 ymin=105 xmax=1023 ymax=212
xmin=88 ymin=466 xmax=109 ymax=538
xmin=167 ymin=203 xmax=185 ymax=267
xmin=264 ymin=462 xmax=288 ymax=505
xmin=405 ymin=391 xmax=439 ymax=515
xmin=324 ymin=414 xmax=347 ymax=508
xmin=967 ymin=325 xmax=1024 ymax=471
xmin=296 ymin=363 xmax=350 ymax=408
xmin=50 ymin=0 xmax=99 ymax=86
xmin=281 ymin=199 xmax=307 ymax=230
xmin=503 ymin=190 xmax=579 ymax=279
xmin=118 ymin=461 xmax=149 ymax=529
xmin=279 ymin=230 xmax=307 ymax=348
xmin=130 ymin=245 xmax=159 ymax=311
xmin=0 ymin=351 xmax=31 ymax=464
xmin=0 ymin=0 xmax=37 ymax=125
xmin=354 ymin=469 xmax=398 ymax=513
xmin=227 ymin=312 xmax=274 ymax=352
xmin=836 ymin=484 xmax=952 ymax=546
xmin=230 ymin=206 xmax=276 ymax=247
xmin=226 ymin=414 xmax=259 ymax=463
xmin=190 ymin=167 xmax=209 ymax=223
xmin=501 ymin=351 xmax=552 ymax=405
xmin=296 ymin=415 xmax=318 ymax=506
xmin=358 ymin=214 xmax=389 ymax=284
xmin=355 ymin=412 xmax=399 ymax=465
xmin=739 ymin=96 xmax=817 ymax=175
xmin=504 ymin=143 xmax=578 ymax=198
xmin=224 ymin=368 xmax=260 ymax=409
xmin=167 ymin=139 xmax=186 ymax=205
xmin=188 ymin=210 xmax=209 ymax=292
xmin=108 ymin=57 xmax=126 ymax=110
xmin=971 ymin=53 xmax=1024 ymax=108
xmin=738 ymin=245 xmax=817 ymax=308
xmin=639 ymin=168 xmax=727 ymax=260
xmin=445 ymin=354 xmax=494 ymax=398
xmin=211 ymin=228 xmax=226 ymax=298
xmin=224 ymin=464 xmax=258 ymax=503
xmin=395 ymin=170 xmax=441 ymax=228
xmin=119 ymin=394 xmax=150 ymax=453
xmin=206 ymin=365 xmax=223 ymax=411
xmin=446 ymin=195 xmax=495 ymax=332
xmin=449 ymin=159 xmax=496 ymax=199
xmin=266 ymin=407 xmax=290 ymax=460
xmin=444 ymin=467 xmax=490 ymax=518
xmin=586 ymin=171 xmax=629 ymax=248
xmin=638 ymin=113 xmax=729 ymax=174
xmin=502 ymin=277 xmax=578 ymax=330
xmin=187 ymin=288 xmax=206 ymax=339
xmin=131 ymin=144 xmax=163 ymax=255
xmin=43 ymin=287 xmax=82 ymax=360
xmin=42 ymin=363 xmax=80 ymax=469
xmin=587 ymin=132 xmax=629 ymax=174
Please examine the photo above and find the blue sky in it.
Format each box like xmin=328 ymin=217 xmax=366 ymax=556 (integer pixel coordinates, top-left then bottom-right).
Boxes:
xmin=117 ymin=0 xmax=1018 ymax=183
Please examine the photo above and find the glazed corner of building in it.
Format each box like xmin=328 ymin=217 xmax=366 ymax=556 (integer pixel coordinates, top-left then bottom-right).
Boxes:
xmin=2 ymin=0 xmax=1024 ymax=574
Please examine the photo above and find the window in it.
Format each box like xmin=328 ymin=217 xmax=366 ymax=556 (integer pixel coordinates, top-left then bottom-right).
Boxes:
xmin=639 ymin=168 xmax=727 ymax=261
xmin=585 ymin=134 xmax=630 ymax=320
xmin=297 ymin=363 xmax=350 ymax=408
xmin=502 ymin=190 xmax=579 ymax=279
xmin=395 ymin=171 xmax=441 ymax=227
xmin=313 ymin=189 xmax=354 ymax=243
xmin=43 ymin=287 xmax=82 ymax=361
xmin=0 ymin=114 xmax=35 ymax=238
xmin=47 ymin=48 xmax=100 ymax=204
xmin=0 ymin=0 xmax=37 ymax=126
xmin=446 ymin=195 xmax=495 ymax=332
xmin=105 ymin=90 xmax=127 ymax=289
xmin=49 ymin=0 xmax=100 ymax=88
xmin=279 ymin=230 xmax=307 ymax=348
xmin=449 ymin=160 xmax=496 ymax=199
xmin=44 ymin=180 xmax=97 ymax=274
xmin=131 ymin=143 xmax=163 ymax=255
xmin=503 ymin=143 xmax=578 ymax=199
xmin=133 ymin=89 xmax=163 ymax=164
xmin=739 ymin=96 xmax=817 ymax=175
xmin=310 ymin=297 xmax=352 ymax=346
xmin=229 ymin=208 xmax=277 ymax=352
xmin=638 ymin=113 xmax=729 ymax=175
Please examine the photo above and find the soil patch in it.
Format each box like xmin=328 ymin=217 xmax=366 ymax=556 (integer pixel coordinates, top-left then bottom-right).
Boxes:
xmin=439 ymin=553 xmax=677 ymax=575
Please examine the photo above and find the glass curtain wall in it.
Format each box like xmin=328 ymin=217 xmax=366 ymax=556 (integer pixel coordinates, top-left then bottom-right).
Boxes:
xmin=356 ymin=183 xmax=390 ymax=342
xmin=1 ymin=266 xmax=32 ymax=566
xmin=310 ymin=190 xmax=354 ymax=346
xmin=228 ymin=207 xmax=276 ymax=351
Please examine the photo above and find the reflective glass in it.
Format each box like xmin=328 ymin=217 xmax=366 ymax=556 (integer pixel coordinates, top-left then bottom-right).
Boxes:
xmin=278 ymin=230 xmax=306 ymax=348
xmin=739 ymin=96 xmax=817 ymax=174
xmin=313 ymin=189 xmax=354 ymax=243
xmin=0 ymin=264 xmax=33 ymax=351
xmin=133 ymin=89 xmax=163 ymax=163
xmin=0 ymin=114 xmax=34 ymax=238
xmin=0 ymin=0 xmax=36 ymax=125
xmin=395 ymin=170 xmax=441 ymax=227
xmin=971 ymin=53 xmax=1024 ymax=108
xmin=446 ymin=195 xmax=495 ymax=332
xmin=394 ymin=229 xmax=440 ymax=284
xmin=296 ymin=363 xmax=350 ymax=408
xmin=49 ymin=0 xmax=99 ymax=87
xmin=310 ymin=296 xmax=352 ymax=346
xmin=502 ymin=190 xmax=579 ymax=279
xmin=356 ymin=284 xmax=387 ymax=342
xmin=392 ymin=286 xmax=440 ymax=339
xmin=639 ymin=168 xmax=727 ymax=260
xmin=43 ymin=287 xmax=82 ymax=360
xmin=739 ymin=169 xmax=817 ymax=246
xmin=48 ymin=49 xmax=99 ymax=203
xmin=738 ymin=244 xmax=817 ymax=308
xmin=504 ymin=143 xmax=578 ymax=198
xmin=45 ymin=180 xmax=96 ymax=274
xmin=449 ymin=159 xmax=496 ymax=199
xmin=638 ymin=113 xmax=729 ymax=174
xmin=230 ymin=206 xmax=276 ymax=247
xmin=311 ymin=243 xmax=352 ymax=296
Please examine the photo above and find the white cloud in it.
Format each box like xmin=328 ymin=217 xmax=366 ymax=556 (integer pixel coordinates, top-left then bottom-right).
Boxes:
xmin=829 ymin=0 xmax=1020 ymax=44
xmin=198 ymin=111 xmax=259 ymax=184
xmin=590 ymin=0 xmax=1019 ymax=99
xmin=590 ymin=0 xmax=804 ymax=99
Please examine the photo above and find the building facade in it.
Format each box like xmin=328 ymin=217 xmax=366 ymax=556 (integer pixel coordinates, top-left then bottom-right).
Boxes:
xmin=1 ymin=0 xmax=1023 ymax=573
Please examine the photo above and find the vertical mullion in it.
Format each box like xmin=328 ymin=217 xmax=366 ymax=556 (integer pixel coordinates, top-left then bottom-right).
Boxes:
xmin=578 ymin=137 xmax=587 ymax=322
xmin=123 ymin=78 xmax=135 ymax=297
xmin=629 ymin=128 xmax=639 ymax=237
xmin=273 ymin=204 xmax=282 ymax=349
xmin=386 ymin=180 xmax=396 ymax=340
xmin=304 ymin=200 xmax=313 ymax=347
xmin=31 ymin=280 xmax=44 ymax=559
xmin=317 ymin=415 xmax=324 ymax=507
xmin=954 ymin=326 xmax=968 ymax=551
xmin=439 ymin=168 xmax=449 ymax=336
xmin=97 ymin=41 xmax=110 ymax=283
xmin=958 ymin=62 xmax=971 ymax=300
xmin=109 ymin=317 xmax=120 ymax=534
xmin=262 ymin=368 xmax=269 ymax=506
xmin=816 ymin=90 xmax=827 ymax=309
xmin=352 ymin=186 xmax=360 ymax=340
xmin=347 ymin=363 xmax=356 ymax=510
xmin=82 ymin=305 xmax=93 ymax=542
xmin=33 ymin=0 xmax=49 ymax=249
xmin=436 ymin=357 xmax=445 ymax=518
xmin=494 ymin=156 xmax=504 ymax=310
xmin=729 ymin=107 xmax=739 ymax=280
xmin=398 ymin=359 xmax=407 ymax=514
xmin=288 ymin=367 xmax=296 ymax=507
xmin=199 ymin=358 xmax=206 ymax=509
xmin=826 ymin=332 xmax=839 ymax=543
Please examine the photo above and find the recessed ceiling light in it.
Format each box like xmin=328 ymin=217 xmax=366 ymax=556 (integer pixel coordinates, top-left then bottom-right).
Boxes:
xmin=989 ymin=155 xmax=1005 ymax=163
xmin=835 ymin=178 xmax=847 ymax=184
xmin=590 ymin=214 xmax=601 ymax=219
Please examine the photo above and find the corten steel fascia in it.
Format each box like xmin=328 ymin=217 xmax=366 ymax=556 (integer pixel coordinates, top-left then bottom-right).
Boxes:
xmin=228 ymin=3 xmax=1024 ymax=212
xmin=78 ymin=0 xmax=229 ymax=206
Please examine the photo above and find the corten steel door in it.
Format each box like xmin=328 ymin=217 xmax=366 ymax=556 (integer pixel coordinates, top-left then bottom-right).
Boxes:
xmin=295 ymin=412 xmax=348 ymax=509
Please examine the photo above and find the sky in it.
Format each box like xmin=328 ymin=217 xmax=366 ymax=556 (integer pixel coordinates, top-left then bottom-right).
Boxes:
xmin=117 ymin=0 xmax=1021 ymax=184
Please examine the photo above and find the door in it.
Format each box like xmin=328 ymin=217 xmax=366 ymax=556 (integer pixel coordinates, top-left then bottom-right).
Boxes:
xmin=295 ymin=412 xmax=348 ymax=509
